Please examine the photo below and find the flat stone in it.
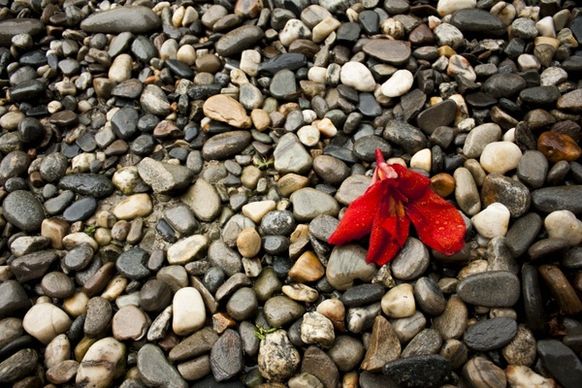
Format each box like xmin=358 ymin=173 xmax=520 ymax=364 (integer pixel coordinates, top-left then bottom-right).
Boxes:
xmin=274 ymin=133 xmax=312 ymax=174
xmin=202 ymin=131 xmax=252 ymax=160
xmin=532 ymin=185 xmax=582 ymax=214
xmin=10 ymin=250 xmax=58 ymax=282
xmin=416 ymin=100 xmax=457 ymax=134
xmin=301 ymin=346 xmax=339 ymax=388
xmin=81 ymin=6 xmax=161 ymax=33
xmin=3 ymin=190 xmax=44 ymax=231
xmin=210 ymin=329 xmax=243 ymax=381
xmin=361 ymin=316 xmax=401 ymax=372
xmin=137 ymin=344 xmax=187 ymax=388
xmin=137 ymin=157 xmax=194 ymax=194
xmin=537 ymin=339 xmax=582 ymax=388
xmin=326 ymin=245 xmax=376 ymax=290
xmin=181 ymin=179 xmax=221 ymax=222
xmin=464 ymin=317 xmax=517 ymax=351
xmin=0 ymin=19 xmax=44 ymax=46
xmin=363 ymin=39 xmax=411 ymax=65
xmin=216 ymin=25 xmax=264 ymax=57
xmin=290 ymin=188 xmax=339 ymax=221
xmin=457 ymin=271 xmax=520 ymax=307
xmin=203 ymin=95 xmax=251 ymax=128
xmin=450 ymin=8 xmax=505 ymax=36
xmin=482 ymin=73 xmax=527 ymax=98
xmin=59 ymin=174 xmax=114 ymax=198
xmin=0 ymin=280 xmax=30 ymax=316
xmin=0 ymin=348 xmax=38 ymax=384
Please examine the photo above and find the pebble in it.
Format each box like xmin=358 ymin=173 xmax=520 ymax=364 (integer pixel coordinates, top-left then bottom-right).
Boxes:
xmin=81 ymin=6 xmax=161 ymax=33
xmin=167 ymin=235 xmax=208 ymax=265
xmin=113 ymin=193 xmax=152 ymax=220
xmin=464 ymin=317 xmax=517 ymax=351
xmin=463 ymin=356 xmax=506 ymax=388
xmin=381 ymin=283 xmax=415 ymax=318
xmin=300 ymin=311 xmax=335 ymax=346
xmin=458 ymin=271 xmax=520 ymax=307
xmin=361 ymin=316 xmax=401 ymax=371
xmin=290 ymin=188 xmax=339 ymax=221
xmin=210 ymin=329 xmax=243 ymax=381
xmin=22 ymin=303 xmax=70 ymax=344
xmin=381 ymin=69 xmax=414 ymax=97
xmin=326 ymin=245 xmax=376 ymax=290
xmin=3 ymin=190 xmax=45 ymax=231
xmin=544 ymin=210 xmax=582 ymax=246
xmin=471 ymin=203 xmax=511 ymax=238
xmin=137 ymin=344 xmax=187 ymax=388
xmin=173 ymin=287 xmax=206 ymax=336
xmin=339 ymin=62 xmax=376 ymax=92
xmin=537 ymin=339 xmax=582 ymax=388
xmin=181 ymin=179 xmax=221 ymax=222
xmin=391 ymin=238 xmax=429 ymax=280
xmin=258 ymin=330 xmax=300 ymax=382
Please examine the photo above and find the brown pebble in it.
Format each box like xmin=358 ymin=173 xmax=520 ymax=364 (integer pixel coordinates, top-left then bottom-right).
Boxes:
xmin=538 ymin=264 xmax=582 ymax=315
xmin=537 ymin=131 xmax=581 ymax=162
xmin=431 ymin=173 xmax=455 ymax=197
xmin=288 ymin=251 xmax=325 ymax=283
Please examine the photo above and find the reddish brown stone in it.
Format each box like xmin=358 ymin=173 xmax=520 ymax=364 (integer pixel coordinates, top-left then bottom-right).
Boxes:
xmin=537 ymin=131 xmax=581 ymax=162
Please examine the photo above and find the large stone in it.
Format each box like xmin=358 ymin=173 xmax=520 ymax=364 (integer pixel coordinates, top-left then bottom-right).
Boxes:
xmin=258 ymin=330 xmax=300 ymax=382
xmin=3 ymin=190 xmax=45 ymax=231
xmin=202 ymin=131 xmax=252 ymax=160
xmin=137 ymin=344 xmax=187 ymax=388
xmin=215 ymin=25 xmax=264 ymax=57
xmin=457 ymin=271 xmax=520 ymax=307
xmin=361 ymin=316 xmax=401 ymax=371
xmin=0 ymin=19 xmax=44 ymax=46
xmin=290 ymin=188 xmax=339 ymax=221
xmin=81 ymin=6 xmax=161 ymax=33
xmin=76 ymin=338 xmax=125 ymax=388
xmin=203 ymin=95 xmax=251 ymax=128
xmin=23 ymin=303 xmax=71 ymax=344
xmin=137 ymin=157 xmax=194 ymax=194
xmin=181 ymin=179 xmax=221 ymax=222
xmin=327 ymin=245 xmax=376 ymax=290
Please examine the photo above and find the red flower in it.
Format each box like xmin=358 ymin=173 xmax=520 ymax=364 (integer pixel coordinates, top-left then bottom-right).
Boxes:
xmin=328 ymin=149 xmax=466 ymax=266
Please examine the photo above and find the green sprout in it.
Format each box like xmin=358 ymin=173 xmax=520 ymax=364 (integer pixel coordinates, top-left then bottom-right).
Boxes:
xmin=254 ymin=325 xmax=277 ymax=340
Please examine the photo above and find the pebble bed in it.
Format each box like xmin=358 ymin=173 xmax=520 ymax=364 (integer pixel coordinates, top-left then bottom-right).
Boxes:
xmin=0 ymin=0 xmax=581 ymax=387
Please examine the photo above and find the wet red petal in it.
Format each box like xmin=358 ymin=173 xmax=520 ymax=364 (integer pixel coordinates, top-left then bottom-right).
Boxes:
xmin=406 ymin=188 xmax=466 ymax=255
xmin=327 ymin=181 xmax=384 ymax=245
xmin=391 ymin=164 xmax=430 ymax=200
xmin=367 ymin=190 xmax=410 ymax=266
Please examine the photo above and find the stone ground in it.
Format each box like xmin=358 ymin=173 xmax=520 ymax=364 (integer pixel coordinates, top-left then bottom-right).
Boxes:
xmin=0 ymin=0 xmax=582 ymax=387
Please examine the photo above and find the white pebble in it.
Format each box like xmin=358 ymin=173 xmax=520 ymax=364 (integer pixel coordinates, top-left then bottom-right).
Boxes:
xmin=471 ymin=203 xmax=511 ymax=238
xmin=480 ymin=141 xmax=522 ymax=174
xmin=544 ymin=210 xmax=582 ymax=246
xmin=172 ymin=287 xmax=206 ymax=336
xmin=381 ymin=283 xmax=415 ymax=318
xmin=297 ymin=125 xmax=320 ymax=147
xmin=410 ymin=148 xmax=431 ymax=172
xmin=340 ymin=61 xmax=376 ymax=92
xmin=437 ymin=0 xmax=476 ymax=16
xmin=381 ymin=69 xmax=414 ymax=98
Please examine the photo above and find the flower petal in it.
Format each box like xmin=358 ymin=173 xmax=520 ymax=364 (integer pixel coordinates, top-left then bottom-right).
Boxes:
xmin=327 ymin=181 xmax=385 ymax=245
xmin=391 ymin=164 xmax=430 ymax=200
xmin=367 ymin=192 xmax=410 ymax=266
xmin=406 ymin=188 xmax=466 ymax=255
